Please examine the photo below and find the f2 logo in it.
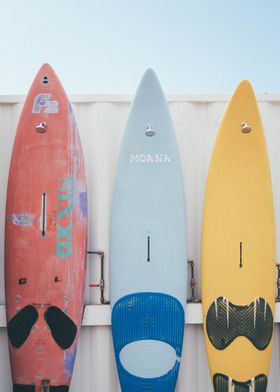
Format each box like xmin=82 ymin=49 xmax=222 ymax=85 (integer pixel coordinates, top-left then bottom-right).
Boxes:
xmin=32 ymin=93 xmax=59 ymax=114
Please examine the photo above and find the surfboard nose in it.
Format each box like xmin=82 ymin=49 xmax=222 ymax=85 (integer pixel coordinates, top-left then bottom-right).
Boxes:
xmin=230 ymin=79 xmax=257 ymax=108
xmin=33 ymin=63 xmax=59 ymax=87
xmin=37 ymin=63 xmax=55 ymax=75
xmin=122 ymin=67 xmax=177 ymax=144
xmin=138 ymin=68 xmax=162 ymax=94
xmin=142 ymin=68 xmax=158 ymax=81
xmin=238 ymin=79 xmax=255 ymax=94
xmin=39 ymin=62 xmax=54 ymax=71
xmin=216 ymin=79 xmax=263 ymax=142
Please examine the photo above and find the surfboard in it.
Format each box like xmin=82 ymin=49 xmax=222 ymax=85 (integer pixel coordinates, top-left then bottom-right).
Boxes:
xmin=202 ymin=81 xmax=275 ymax=391
xmin=110 ymin=69 xmax=186 ymax=391
xmin=5 ymin=64 xmax=87 ymax=392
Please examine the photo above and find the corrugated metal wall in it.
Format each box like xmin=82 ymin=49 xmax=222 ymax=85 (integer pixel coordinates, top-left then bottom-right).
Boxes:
xmin=0 ymin=95 xmax=280 ymax=391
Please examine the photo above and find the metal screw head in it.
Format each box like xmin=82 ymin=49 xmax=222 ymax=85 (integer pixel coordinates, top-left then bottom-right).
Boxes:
xmin=145 ymin=125 xmax=155 ymax=137
xmin=241 ymin=122 xmax=252 ymax=133
xmin=35 ymin=122 xmax=47 ymax=133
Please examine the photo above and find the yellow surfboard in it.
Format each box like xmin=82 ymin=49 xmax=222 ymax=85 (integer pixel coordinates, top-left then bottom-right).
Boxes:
xmin=202 ymin=81 xmax=275 ymax=391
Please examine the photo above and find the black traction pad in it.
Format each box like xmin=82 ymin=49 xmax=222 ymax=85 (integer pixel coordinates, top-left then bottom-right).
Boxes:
xmin=44 ymin=306 xmax=77 ymax=350
xmin=206 ymin=297 xmax=273 ymax=350
xmin=213 ymin=373 xmax=268 ymax=392
xmin=8 ymin=305 xmax=38 ymax=348
xmin=13 ymin=385 xmax=35 ymax=392
xmin=13 ymin=385 xmax=69 ymax=392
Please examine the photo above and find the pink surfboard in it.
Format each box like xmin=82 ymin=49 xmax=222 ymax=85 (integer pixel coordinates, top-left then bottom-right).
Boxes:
xmin=5 ymin=64 xmax=87 ymax=392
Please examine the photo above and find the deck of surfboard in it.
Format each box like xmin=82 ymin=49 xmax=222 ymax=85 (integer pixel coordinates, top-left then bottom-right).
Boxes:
xmin=5 ymin=64 xmax=87 ymax=392
xmin=110 ymin=69 xmax=186 ymax=391
xmin=202 ymin=81 xmax=275 ymax=391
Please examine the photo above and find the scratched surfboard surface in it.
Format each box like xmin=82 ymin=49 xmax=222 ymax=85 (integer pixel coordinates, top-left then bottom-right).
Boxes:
xmin=5 ymin=64 xmax=87 ymax=392
xmin=110 ymin=69 xmax=186 ymax=392
xmin=202 ymin=81 xmax=275 ymax=391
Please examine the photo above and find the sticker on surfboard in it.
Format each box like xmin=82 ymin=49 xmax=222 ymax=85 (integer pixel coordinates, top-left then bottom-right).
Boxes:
xmin=32 ymin=93 xmax=59 ymax=113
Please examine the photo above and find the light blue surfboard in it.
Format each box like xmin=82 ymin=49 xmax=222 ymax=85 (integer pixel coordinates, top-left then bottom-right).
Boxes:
xmin=110 ymin=69 xmax=187 ymax=392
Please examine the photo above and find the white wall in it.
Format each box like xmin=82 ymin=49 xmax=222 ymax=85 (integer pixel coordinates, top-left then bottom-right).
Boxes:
xmin=0 ymin=94 xmax=280 ymax=391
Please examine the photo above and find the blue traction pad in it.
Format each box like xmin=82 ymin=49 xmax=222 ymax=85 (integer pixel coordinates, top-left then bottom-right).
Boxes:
xmin=112 ymin=292 xmax=185 ymax=392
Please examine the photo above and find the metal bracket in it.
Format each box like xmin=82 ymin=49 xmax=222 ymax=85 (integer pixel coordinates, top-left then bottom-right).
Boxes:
xmin=41 ymin=380 xmax=50 ymax=392
xmin=276 ymin=264 xmax=280 ymax=302
xmin=88 ymin=251 xmax=110 ymax=304
xmin=187 ymin=260 xmax=200 ymax=303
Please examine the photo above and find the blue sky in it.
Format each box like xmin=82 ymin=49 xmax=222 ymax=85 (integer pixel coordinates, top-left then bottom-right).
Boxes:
xmin=0 ymin=0 xmax=280 ymax=94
